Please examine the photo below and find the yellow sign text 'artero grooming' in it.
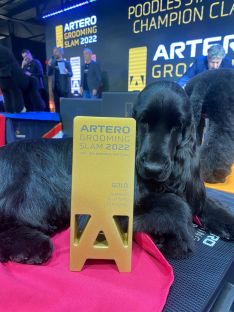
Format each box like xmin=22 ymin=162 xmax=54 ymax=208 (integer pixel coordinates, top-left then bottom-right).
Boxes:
xmin=70 ymin=117 xmax=136 ymax=272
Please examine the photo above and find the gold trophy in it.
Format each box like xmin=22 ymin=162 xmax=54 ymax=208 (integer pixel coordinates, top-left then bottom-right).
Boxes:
xmin=70 ymin=117 xmax=136 ymax=272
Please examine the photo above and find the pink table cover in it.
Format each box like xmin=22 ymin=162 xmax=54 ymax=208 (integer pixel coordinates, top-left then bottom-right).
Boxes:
xmin=0 ymin=230 xmax=174 ymax=312
xmin=0 ymin=114 xmax=5 ymax=147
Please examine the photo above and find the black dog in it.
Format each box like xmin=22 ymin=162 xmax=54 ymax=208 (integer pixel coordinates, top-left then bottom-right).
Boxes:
xmin=132 ymin=81 xmax=234 ymax=258
xmin=0 ymin=138 xmax=73 ymax=263
xmin=0 ymin=82 xmax=233 ymax=264
xmin=185 ymin=69 xmax=234 ymax=183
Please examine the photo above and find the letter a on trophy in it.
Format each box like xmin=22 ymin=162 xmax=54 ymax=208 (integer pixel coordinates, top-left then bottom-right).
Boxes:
xmin=70 ymin=116 xmax=136 ymax=272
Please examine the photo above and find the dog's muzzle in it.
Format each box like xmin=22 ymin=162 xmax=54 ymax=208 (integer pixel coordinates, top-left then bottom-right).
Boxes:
xmin=136 ymin=156 xmax=171 ymax=182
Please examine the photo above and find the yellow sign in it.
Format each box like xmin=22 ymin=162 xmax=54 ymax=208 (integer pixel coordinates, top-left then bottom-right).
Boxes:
xmin=128 ymin=46 xmax=147 ymax=91
xmin=55 ymin=25 xmax=64 ymax=48
xmin=70 ymin=116 xmax=136 ymax=272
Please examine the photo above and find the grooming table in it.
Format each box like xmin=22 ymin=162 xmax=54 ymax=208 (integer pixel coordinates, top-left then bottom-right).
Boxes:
xmin=164 ymin=214 xmax=234 ymax=312
xmin=164 ymin=167 xmax=234 ymax=312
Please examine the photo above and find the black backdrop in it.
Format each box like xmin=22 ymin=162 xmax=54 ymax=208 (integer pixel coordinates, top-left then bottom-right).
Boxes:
xmin=45 ymin=0 xmax=234 ymax=92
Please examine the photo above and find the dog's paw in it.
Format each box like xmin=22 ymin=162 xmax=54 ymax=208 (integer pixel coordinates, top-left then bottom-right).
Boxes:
xmin=202 ymin=212 xmax=234 ymax=242
xmin=223 ymin=223 xmax=234 ymax=240
xmin=202 ymin=167 xmax=230 ymax=184
xmin=0 ymin=252 xmax=8 ymax=263
xmin=0 ymin=228 xmax=53 ymax=264
xmin=205 ymin=177 xmax=226 ymax=184
xmin=164 ymin=236 xmax=194 ymax=260
xmin=152 ymin=231 xmax=195 ymax=260
xmin=9 ymin=236 xmax=53 ymax=264
xmin=206 ymin=223 xmax=234 ymax=241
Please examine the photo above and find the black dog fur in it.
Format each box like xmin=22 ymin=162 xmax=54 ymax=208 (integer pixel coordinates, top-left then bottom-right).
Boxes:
xmin=185 ymin=69 xmax=234 ymax=183
xmin=0 ymin=81 xmax=233 ymax=264
xmin=132 ymin=81 xmax=234 ymax=258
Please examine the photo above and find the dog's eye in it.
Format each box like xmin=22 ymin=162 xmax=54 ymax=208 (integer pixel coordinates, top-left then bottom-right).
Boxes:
xmin=140 ymin=116 xmax=147 ymax=123
xmin=141 ymin=120 xmax=149 ymax=131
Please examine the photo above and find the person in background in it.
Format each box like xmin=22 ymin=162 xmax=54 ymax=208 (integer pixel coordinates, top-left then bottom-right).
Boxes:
xmin=178 ymin=44 xmax=233 ymax=87
xmin=21 ymin=49 xmax=44 ymax=91
xmin=80 ymin=48 xmax=102 ymax=99
xmin=47 ymin=47 xmax=73 ymax=113
xmin=22 ymin=49 xmax=49 ymax=110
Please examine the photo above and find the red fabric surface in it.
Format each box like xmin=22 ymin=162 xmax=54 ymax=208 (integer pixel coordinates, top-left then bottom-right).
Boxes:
xmin=0 ymin=114 xmax=5 ymax=147
xmin=0 ymin=230 xmax=174 ymax=312
xmin=193 ymin=216 xmax=203 ymax=227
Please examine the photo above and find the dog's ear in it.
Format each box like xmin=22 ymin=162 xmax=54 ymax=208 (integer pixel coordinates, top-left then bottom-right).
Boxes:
xmin=173 ymin=120 xmax=205 ymax=215
xmin=132 ymin=107 xmax=137 ymax=119
xmin=132 ymin=98 xmax=140 ymax=120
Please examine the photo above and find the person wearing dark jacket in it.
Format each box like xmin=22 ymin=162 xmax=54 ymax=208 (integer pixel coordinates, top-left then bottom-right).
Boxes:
xmin=0 ymin=45 xmax=45 ymax=112
xmin=21 ymin=49 xmax=49 ymax=110
xmin=80 ymin=48 xmax=102 ymax=99
xmin=47 ymin=47 xmax=73 ymax=112
xmin=178 ymin=44 xmax=233 ymax=87
xmin=21 ymin=49 xmax=44 ymax=90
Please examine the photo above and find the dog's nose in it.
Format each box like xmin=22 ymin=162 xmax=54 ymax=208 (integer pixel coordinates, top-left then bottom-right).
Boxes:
xmin=139 ymin=155 xmax=164 ymax=174
xmin=143 ymin=162 xmax=164 ymax=176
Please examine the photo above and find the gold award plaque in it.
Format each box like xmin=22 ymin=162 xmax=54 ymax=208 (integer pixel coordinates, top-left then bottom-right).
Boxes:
xmin=70 ymin=116 xmax=136 ymax=272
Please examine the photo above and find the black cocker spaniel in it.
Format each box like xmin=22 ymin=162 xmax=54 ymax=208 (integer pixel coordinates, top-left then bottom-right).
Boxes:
xmin=133 ymin=81 xmax=234 ymax=258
